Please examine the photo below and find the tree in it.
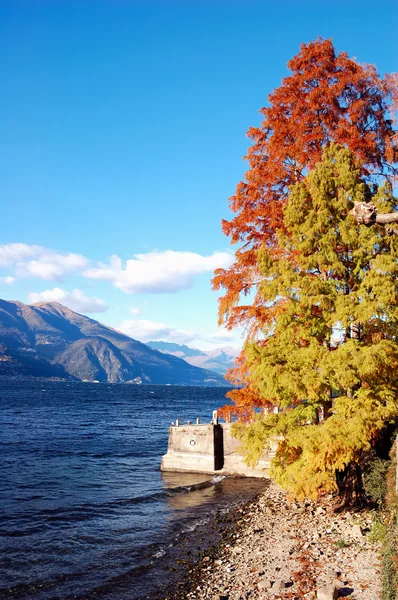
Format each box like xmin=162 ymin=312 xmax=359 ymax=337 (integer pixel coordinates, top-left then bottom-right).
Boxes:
xmin=233 ymin=145 xmax=398 ymax=506
xmin=213 ymin=39 xmax=398 ymax=417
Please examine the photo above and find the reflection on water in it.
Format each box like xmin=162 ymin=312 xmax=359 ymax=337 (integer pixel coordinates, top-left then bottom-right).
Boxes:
xmin=161 ymin=471 xmax=215 ymax=511
xmin=161 ymin=472 xmax=212 ymax=489
xmin=162 ymin=472 xmax=269 ymax=516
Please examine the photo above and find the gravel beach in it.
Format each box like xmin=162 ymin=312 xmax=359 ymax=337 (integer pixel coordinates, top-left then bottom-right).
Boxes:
xmin=156 ymin=480 xmax=381 ymax=600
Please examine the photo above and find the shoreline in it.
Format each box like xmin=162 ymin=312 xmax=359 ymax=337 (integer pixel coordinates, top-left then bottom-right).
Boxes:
xmin=151 ymin=481 xmax=381 ymax=600
xmin=122 ymin=476 xmax=268 ymax=600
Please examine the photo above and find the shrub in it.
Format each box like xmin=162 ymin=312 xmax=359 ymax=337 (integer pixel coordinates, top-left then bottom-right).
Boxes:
xmin=364 ymin=458 xmax=390 ymax=506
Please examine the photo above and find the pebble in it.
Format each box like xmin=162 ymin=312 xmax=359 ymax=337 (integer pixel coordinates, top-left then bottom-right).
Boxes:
xmin=165 ymin=481 xmax=381 ymax=600
xmin=257 ymin=579 xmax=272 ymax=590
xmin=316 ymin=583 xmax=339 ymax=599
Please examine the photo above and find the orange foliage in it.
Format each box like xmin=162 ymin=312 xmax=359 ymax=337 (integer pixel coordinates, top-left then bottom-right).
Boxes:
xmin=218 ymin=346 xmax=274 ymax=422
xmin=213 ymin=39 xmax=398 ymax=410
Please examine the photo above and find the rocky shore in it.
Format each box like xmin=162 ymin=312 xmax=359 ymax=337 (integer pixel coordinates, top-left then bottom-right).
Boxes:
xmin=160 ymin=481 xmax=381 ymax=600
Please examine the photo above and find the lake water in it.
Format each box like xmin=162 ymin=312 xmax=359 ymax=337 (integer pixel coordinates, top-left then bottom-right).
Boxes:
xmin=0 ymin=379 xmax=267 ymax=599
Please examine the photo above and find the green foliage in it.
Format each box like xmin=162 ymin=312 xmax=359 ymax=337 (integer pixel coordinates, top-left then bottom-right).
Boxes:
xmin=335 ymin=538 xmax=352 ymax=549
xmin=237 ymin=144 xmax=398 ymax=500
xmin=381 ymin=447 xmax=398 ymax=599
xmin=364 ymin=458 xmax=390 ymax=506
xmin=368 ymin=517 xmax=387 ymax=543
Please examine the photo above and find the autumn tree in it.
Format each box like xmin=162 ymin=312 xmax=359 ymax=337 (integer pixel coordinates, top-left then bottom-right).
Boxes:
xmin=214 ymin=38 xmax=398 ymax=418
xmin=233 ymin=144 xmax=398 ymax=505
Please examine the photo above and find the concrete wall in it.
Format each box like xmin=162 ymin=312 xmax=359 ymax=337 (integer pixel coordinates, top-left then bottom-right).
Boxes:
xmin=161 ymin=422 xmax=275 ymax=478
xmin=161 ymin=424 xmax=220 ymax=473
xmin=221 ymin=422 xmax=274 ymax=477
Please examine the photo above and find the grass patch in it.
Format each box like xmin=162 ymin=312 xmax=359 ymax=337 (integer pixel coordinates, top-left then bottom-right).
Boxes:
xmin=335 ymin=538 xmax=352 ymax=549
xmin=380 ymin=449 xmax=398 ymax=600
xmin=366 ymin=441 xmax=398 ymax=600
xmin=368 ymin=518 xmax=387 ymax=544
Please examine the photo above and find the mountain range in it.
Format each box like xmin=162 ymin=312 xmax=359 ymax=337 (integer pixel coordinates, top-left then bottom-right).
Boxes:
xmin=147 ymin=340 xmax=238 ymax=375
xmin=0 ymin=299 xmax=227 ymax=386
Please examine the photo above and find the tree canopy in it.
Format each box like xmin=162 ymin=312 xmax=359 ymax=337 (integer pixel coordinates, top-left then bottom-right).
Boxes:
xmin=214 ymin=38 xmax=397 ymax=338
xmin=214 ymin=39 xmax=398 ymax=504
xmin=233 ymin=144 xmax=398 ymax=502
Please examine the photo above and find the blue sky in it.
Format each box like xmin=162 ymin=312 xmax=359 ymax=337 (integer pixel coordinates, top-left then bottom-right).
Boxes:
xmin=1 ymin=0 xmax=397 ymax=349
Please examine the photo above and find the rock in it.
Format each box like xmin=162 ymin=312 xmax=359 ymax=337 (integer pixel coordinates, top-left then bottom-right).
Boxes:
xmin=316 ymin=584 xmax=339 ymax=599
xmin=326 ymin=568 xmax=341 ymax=579
xmin=258 ymin=579 xmax=272 ymax=590
xmin=352 ymin=524 xmax=363 ymax=538
xmin=272 ymin=579 xmax=286 ymax=590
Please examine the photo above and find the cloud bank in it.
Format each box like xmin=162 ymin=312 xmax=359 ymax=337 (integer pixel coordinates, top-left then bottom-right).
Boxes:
xmin=28 ymin=288 xmax=108 ymax=314
xmin=0 ymin=243 xmax=89 ymax=281
xmin=0 ymin=243 xmax=233 ymax=294
xmin=84 ymin=250 xmax=233 ymax=294
xmin=118 ymin=319 xmax=198 ymax=344
xmin=118 ymin=318 xmax=240 ymax=349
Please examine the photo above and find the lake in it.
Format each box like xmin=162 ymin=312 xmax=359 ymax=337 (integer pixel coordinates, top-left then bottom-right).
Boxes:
xmin=0 ymin=379 xmax=267 ymax=599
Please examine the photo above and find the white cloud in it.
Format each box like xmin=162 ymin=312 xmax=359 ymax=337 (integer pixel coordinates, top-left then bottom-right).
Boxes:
xmin=117 ymin=320 xmax=242 ymax=351
xmin=0 ymin=243 xmax=89 ymax=281
xmin=83 ymin=250 xmax=233 ymax=294
xmin=28 ymin=288 xmax=108 ymax=314
xmin=0 ymin=243 xmax=44 ymax=267
xmin=118 ymin=319 xmax=197 ymax=344
xmin=0 ymin=244 xmax=233 ymax=295
xmin=1 ymin=276 xmax=15 ymax=285
xmin=130 ymin=307 xmax=141 ymax=315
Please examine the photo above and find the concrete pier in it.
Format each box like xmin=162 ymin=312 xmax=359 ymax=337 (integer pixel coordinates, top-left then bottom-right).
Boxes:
xmin=161 ymin=420 xmax=275 ymax=478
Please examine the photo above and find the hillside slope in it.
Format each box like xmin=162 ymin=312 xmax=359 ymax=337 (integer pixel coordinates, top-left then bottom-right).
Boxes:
xmin=0 ymin=299 xmax=226 ymax=385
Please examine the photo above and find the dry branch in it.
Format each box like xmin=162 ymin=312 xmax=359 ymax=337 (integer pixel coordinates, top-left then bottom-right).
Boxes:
xmin=350 ymin=202 xmax=398 ymax=234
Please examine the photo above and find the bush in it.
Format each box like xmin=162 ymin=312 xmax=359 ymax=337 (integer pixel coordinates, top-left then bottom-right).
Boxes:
xmin=365 ymin=443 xmax=397 ymax=599
xmin=363 ymin=457 xmax=390 ymax=506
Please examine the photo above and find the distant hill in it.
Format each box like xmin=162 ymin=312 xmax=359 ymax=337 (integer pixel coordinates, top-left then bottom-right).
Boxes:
xmin=147 ymin=340 xmax=204 ymax=359
xmin=147 ymin=340 xmax=239 ymax=375
xmin=0 ymin=299 xmax=227 ymax=385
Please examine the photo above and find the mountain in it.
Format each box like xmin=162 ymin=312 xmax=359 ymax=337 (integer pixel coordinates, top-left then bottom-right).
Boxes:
xmin=147 ymin=341 xmax=239 ymax=375
xmin=147 ymin=340 xmax=204 ymax=359
xmin=0 ymin=299 xmax=227 ymax=385
xmin=0 ymin=343 xmax=72 ymax=379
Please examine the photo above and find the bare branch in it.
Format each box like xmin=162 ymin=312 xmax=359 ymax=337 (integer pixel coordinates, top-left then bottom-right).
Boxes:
xmin=350 ymin=202 xmax=398 ymax=234
xmin=350 ymin=202 xmax=377 ymax=226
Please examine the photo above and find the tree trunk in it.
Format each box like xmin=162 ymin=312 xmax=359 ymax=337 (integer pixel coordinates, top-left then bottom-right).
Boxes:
xmin=335 ymin=462 xmax=368 ymax=510
xmin=319 ymin=399 xmax=333 ymax=421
